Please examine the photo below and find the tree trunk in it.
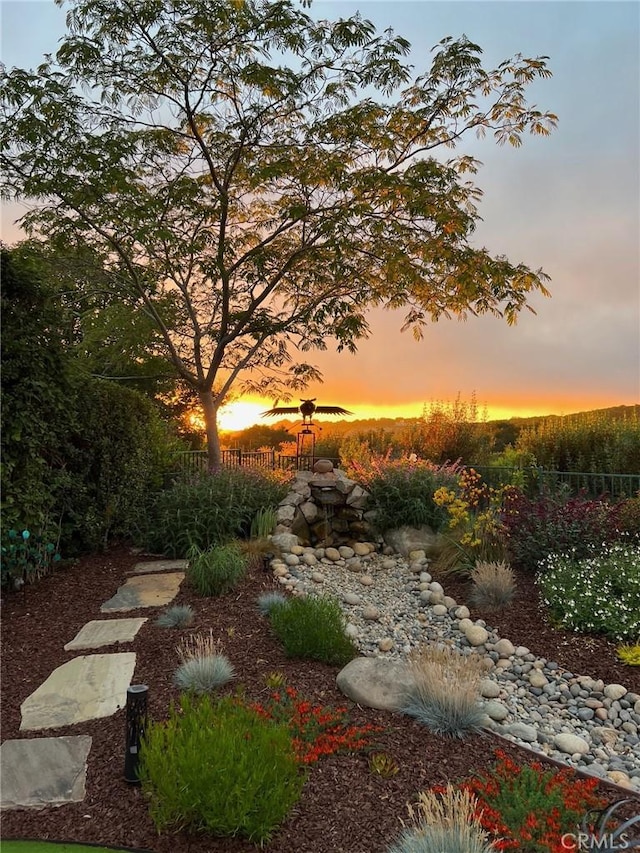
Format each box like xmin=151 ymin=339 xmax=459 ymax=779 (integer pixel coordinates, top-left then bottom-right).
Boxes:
xmin=199 ymin=389 xmax=222 ymax=471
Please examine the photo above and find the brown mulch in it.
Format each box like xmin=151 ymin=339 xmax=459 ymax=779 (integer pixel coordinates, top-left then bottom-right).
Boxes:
xmin=1 ymin=547 xmax=639 ymax=853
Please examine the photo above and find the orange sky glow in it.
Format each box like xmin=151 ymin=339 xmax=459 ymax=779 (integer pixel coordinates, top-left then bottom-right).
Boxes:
xmin=216 ymin=393 xmax=633 ymax=433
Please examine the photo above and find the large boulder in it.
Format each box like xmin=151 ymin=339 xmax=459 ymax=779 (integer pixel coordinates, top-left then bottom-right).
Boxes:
xmin=336 ymin=657 xmax=415 ymax=711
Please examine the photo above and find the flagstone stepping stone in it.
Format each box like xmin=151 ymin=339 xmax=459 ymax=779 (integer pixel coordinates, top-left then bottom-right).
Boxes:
xmin=100 ymin=572 xmax=184 ymax=612
xmin=131 ymin=559 xmax=188 ymax=574
xmin=0 ymin=735 xmax=92 ymax=809
xmin=20 ymin=653 xmax=136 ymax=731
xmin=64 ymin=618 xmax=147 ymax=651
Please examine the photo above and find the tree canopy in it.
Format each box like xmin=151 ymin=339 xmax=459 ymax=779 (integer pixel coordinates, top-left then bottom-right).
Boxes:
xmin=1 ymin=0 xmax=557 ymax=467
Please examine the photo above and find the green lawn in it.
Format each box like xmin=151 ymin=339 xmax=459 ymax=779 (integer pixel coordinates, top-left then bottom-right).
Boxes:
xmin=1 ymin=842 xmax=150 ymax=853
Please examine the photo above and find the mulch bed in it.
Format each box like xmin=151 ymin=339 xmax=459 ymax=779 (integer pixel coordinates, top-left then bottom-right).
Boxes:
xmin=1 ymin=547 xmax=639 ymax=853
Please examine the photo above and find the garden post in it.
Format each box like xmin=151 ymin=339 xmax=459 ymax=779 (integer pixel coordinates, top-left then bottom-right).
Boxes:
xmin=124 ymin=684 xmax=148 ymax=784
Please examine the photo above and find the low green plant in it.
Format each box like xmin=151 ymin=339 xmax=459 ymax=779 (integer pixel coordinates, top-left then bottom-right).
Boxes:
xmin=267 ymin=594 xmax=359 ymax=666
xmin=264 ymin=670 xmax=287 ymax=689
xmin=0 ymin=527 xmax=61 ymax=589
xmin=616 ymin=643 xmax=640 ymax=666
xmin=469 ymin=561 xmax=516 ymax=611
xmin=537 ymin=542 xmax=640 ymax=642
xmin=369 ymin=751 xmax=400 ymax=778
xmin=250 ymin=506 xmax=278 ymax=538
xmin=155 ymin=604 xmax=195 ymax=628
xmin=186 ymin=541 xmax=247 ymax=596
xmin=386 ymin=785 xmax=496 ymax=853
xmin=402 ymin=645 xmax=485 ymax=738
xmin=138 ymin=694 xmax=305 ymax=844
xmin=257 ymin=590 xmax=288 ymax=616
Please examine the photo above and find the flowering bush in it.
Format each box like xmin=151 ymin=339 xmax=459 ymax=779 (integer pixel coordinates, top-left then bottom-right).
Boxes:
xmin=432 ymin=468 xmax=511 ymax=575
xmin=250 ymin=684 xmax=381 ymax=764
xmin=537 ymin=542 xmax=640 ymax=642
xmin=500 ymin=489 xmax=624 ymax=570
xmin=350 ymin=453 xmax=462 ymax=534
xmin=455 ymin=750 xmax=605 ymax=852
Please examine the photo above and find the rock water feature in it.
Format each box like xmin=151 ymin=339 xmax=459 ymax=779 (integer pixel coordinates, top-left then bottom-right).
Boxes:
xmin=275 ymin=459 xmax=371 ymax=547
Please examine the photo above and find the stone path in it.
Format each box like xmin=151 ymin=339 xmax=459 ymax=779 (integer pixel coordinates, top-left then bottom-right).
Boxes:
xmin=20 ymin=653 xmax=138 ymax=731
xmin=100 ymin=571 xmax=184 ymax=612
xmin=64 ymin=618 xmax=147 ymax=651
xmin=129 ymin=559 xmax=188 ymax=575
xmin=0 ymin=736 xmax=92 ymax=810
xmin=1 ymin=559 xmax=183 ymax=811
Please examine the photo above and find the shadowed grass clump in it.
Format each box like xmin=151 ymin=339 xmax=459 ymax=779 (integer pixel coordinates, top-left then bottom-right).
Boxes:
xmin=267 ymin=594 xmax=359 ymax=666
xmin=402 ymin=645 xmax=485 ymax=739
xmin=386 ymin=785 xmax=496 ymax=853
xmin=155 ymin=604 xmax=195 ymax=628
xmin=257 ymin=590 xmax=288 ymax=616
xmin=187 ymin=541 xmax=247 ymax=596
xmin=469 ymin=561 xmax=516 ymax=611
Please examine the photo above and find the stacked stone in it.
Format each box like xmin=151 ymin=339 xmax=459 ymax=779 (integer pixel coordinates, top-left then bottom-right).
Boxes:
xmin=268 ymin=532 xmax=640 ymax=792
xmin=275 ymin=467 xmax=371 ymax=546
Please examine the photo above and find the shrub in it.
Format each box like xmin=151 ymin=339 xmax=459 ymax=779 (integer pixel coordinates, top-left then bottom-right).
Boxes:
xmin=155 ymin=604 xmax=195 ymax=629
xmin=186 ymin=542 xmax=247 ymax=596
xmin=460 ymin=749 xmax=605 ymax=851
xmin=537 ymin=543 xmax=640 ymax=642
xmin=431 ymin=469 xmax=510 ymax=576
xmin=469 ymin=561 xmax=516 ymax=611
xmin=257 ymin=591 xmax=288 ymax=616
xmin=501 ymin=488 xmax=622 ymax=570
xmin=402 ymin=645 xmax=485 ymax=738
xmin=138 ymin=694 xmax=305 ymax=844
xmin=615 ymin=495 xmax=640 ymax=539
xmin=251 ymin=684 xmax=380 ymax=765
xmin=145 ymin=468 xmax=292 ymax=557
xmin=350 ymin=455 xmax=462 ymax=534
xmin=267 ymin=595 xmax=358 ymax=666
xmin=386 ymin=785 xmax=496 ymax=853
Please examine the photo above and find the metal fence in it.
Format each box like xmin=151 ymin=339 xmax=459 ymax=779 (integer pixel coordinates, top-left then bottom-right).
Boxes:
xmin=467 ymin=465 xmax=640 ymax=499
xmin=174 ymin=452 xmax=639 ymax=498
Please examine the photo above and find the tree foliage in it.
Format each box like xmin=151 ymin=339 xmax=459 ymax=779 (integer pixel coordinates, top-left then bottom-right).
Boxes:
xmin=1 ymin=246 xmax=181 ymax=554
xmin=1 ymin=0 xmax=557 ymax=467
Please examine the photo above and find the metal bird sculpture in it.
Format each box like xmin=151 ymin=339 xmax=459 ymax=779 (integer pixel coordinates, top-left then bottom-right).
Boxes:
xmin=261 ymin=398 xmax=353 ymax=425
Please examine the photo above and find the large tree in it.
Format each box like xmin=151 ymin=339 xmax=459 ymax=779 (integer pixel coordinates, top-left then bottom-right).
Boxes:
xmin=1 ymin=0 xmax=556 ymax=468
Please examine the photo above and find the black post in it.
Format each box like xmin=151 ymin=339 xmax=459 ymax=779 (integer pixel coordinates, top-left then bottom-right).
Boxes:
xmin=124 ymin=684 xmax=148 ymax=784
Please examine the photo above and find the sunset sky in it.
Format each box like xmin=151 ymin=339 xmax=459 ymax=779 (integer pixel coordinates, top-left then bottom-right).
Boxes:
xmin=1 ymin=1 xmax=639 ymax=431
